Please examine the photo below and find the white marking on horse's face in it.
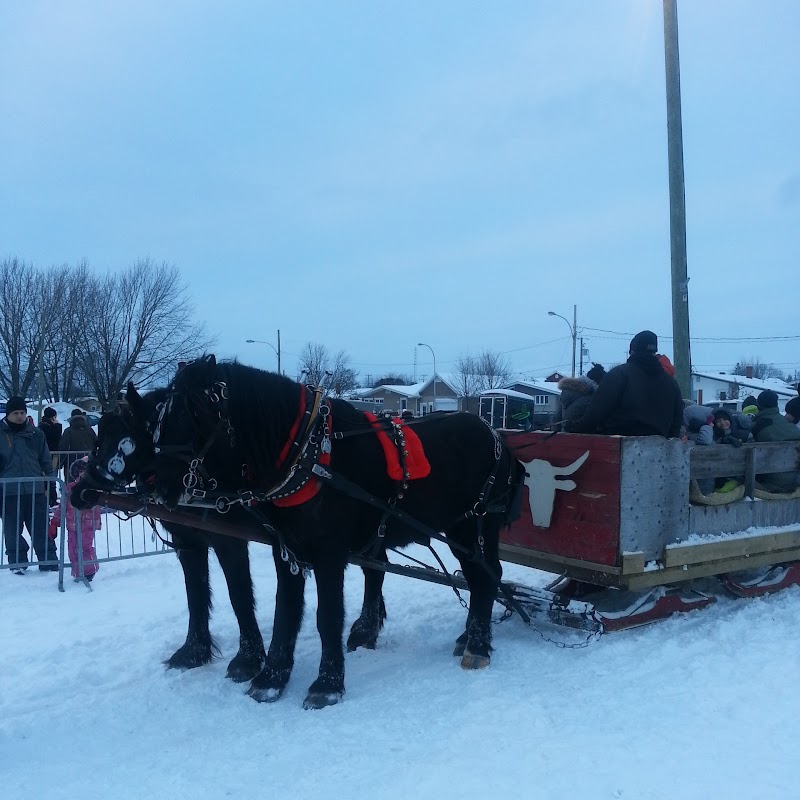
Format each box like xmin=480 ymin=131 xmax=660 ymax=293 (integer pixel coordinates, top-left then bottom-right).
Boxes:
xmin=108 ymin=454 xmax=125 ymax=475
xmin=521 ymin=451 xmax=590 ymax=528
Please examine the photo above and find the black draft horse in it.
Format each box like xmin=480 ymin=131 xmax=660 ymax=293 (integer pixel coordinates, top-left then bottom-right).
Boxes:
xmin=151 ymin=355 xmax=524 ymax=709
xmin=70 ymin=388 xmax=267 ymax=683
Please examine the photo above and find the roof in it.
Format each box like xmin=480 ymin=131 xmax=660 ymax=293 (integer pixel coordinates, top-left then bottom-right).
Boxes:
xmin=505 ymin=380 xmax=561 ymax=395
xmin=480 ymin=388 xmax=556 ymax=401
xmin=691 ymin=371 xmax=794 ymax=397
xmin=357 ymin=382 xmax=423 ymax=399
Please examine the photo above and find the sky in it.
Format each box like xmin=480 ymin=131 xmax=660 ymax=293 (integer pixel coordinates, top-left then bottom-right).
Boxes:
xmin=1 ymin=1 xmax=798 ymax=384
xmin=3 ymin=521 xmax=800 ymax=799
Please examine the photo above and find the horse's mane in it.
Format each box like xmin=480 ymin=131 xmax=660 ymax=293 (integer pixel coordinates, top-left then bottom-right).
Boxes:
xmin=177 ymin=358 xmax=302 ymax=488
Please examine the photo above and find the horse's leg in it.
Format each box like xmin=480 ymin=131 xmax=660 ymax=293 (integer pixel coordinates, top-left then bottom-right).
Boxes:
xmin=165 ymin=532 xmax=218 ymax=670
xmin=452 ymin=521 xmax=502 ymax=670
xmin=303 ymin=555 xmax=347 ymax=709
xmin=347 ymin=552 xmax=388 ymax=652
xmin=247 ymin=549 xmax=305 ymax=703
xmin=212 ymin=537 xmax=266 ymax=683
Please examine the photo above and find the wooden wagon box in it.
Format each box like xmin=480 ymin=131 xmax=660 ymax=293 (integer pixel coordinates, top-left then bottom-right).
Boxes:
xmin=499 ymin=432 xmax=800 ymax=590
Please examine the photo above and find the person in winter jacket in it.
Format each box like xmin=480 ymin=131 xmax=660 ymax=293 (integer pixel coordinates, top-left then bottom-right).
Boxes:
xmin=554 ymin=375 xmax=598 ymax=431
xmin=712 ymin=408 xmax=753 ymax=447
xmin=682 ymin=402 xmax=714 ymax=446
xmin=751 ymin=390 xmax=800 ymax=493
xmin=571 ymin=331 xmax=684 ymax=438
xmin=38 ymin=406 xmax=62 ymax=505
xmin=784 ymin=396 xmax=800 ymax=426
xmin=58 ymin=409 xmax=97 ymax=480
xmin=49 ymin=457 xmax=102 ymax=581
xmin=585 ymin=363 xmax=606 ymax=385
xmin=0 ymin=396 xmax=59 ymax=572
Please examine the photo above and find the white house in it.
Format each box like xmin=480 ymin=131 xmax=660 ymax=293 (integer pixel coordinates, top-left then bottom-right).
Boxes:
xmin=691 ymin=370 xmax=794 ymax=412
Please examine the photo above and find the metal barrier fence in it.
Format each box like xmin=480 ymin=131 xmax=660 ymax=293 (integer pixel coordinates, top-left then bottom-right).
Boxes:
xmin=1 ymin=474 xmax=172 ymax=591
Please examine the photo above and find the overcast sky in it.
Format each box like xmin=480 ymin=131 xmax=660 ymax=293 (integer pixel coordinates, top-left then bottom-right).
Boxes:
xmin=2 ymin=1 xmax=797 ymax=383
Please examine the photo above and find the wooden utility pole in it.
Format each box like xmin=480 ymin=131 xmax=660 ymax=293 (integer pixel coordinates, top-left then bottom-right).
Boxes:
xmin=663 ymin=0 xmax=692 ymax=398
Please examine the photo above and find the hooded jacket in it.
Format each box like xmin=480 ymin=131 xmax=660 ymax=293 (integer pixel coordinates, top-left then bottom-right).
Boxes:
xmin=751 ymin=407 xmax=800 ymax=493
xmin=554 ymin=376 xmax=597 ymax=430
xmin=0 ymin=418 xmax=56 ymax=494
xmin=571 ymin=352 xmax=684 ymax=438
xmin=58 ymin=414 xmax=98 ymax=467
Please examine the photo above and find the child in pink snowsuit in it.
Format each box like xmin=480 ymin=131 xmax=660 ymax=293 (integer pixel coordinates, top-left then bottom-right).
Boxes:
xmin=49 ymin=457 xmax=102 ymax=580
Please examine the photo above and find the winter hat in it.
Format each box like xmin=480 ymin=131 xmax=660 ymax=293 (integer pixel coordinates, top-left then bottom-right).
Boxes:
xmin=5 ymin=396 xmax=27 ymax=414
xmin=742 ymin=404 xmax=759 ymax=416
xmin=70 ymin=408 xmax=86 ymax=417
xmin=757 ymin=390 xmax=779 ymax=410
xmin=586 ymin=363 xmax=606 ymax=384
xmin=713 ymin=408 xmax=732 ymax=424
xmin=657 ymin=354 xmax=675 ymax=376
xmin=43 ymin=406 xmax=57 ymax=418
xmin=785 ymin=396 xmax=800 ymax=421
xmin=630 ymin=330 xmax=658 ymax=355
xmin=742 ymin=395 xmax=758 ymax=409
xmin=69 ymin=456 xmax=89 ymax=481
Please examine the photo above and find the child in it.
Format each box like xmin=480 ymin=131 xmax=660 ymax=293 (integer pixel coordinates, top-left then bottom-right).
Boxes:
xmin=49 ymin=457 xmax=102 ymax=581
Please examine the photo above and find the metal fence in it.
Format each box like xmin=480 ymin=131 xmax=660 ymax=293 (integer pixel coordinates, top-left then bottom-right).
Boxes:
xmin=1 ymin=472 xmax=172 ymax=591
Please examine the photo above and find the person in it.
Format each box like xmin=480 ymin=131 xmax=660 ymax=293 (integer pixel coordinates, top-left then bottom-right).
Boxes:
xmin=38 ymin=406 xmax=63 ymax=506
xmin=0 ymin=396 xmax=59 ymax=573
xmin=586 ymin=363 xmax=606 ymax=384
xmin=741 ymin=395 xmax=759 ymax=418
xmin=751 ymin=390 xmax=800 ymax=493
xmin=48 ymin=457 xmax=102 ymax=581
xmin=571 ymin=330 xmax=683 ymax=437
xmin=711 ymin=408 xmax=753 ymax=493
xmin=657 ymin=354 xmax=675 ymax=377
xmin=58 ymin=408 xmax=97 ymax=480
xmin=554 ymin=374 xmax=599 ymax=431
xmin=784 ymin=396 xmax=800 ymax=426
xmin=683 ymin=401 xmax=714 ymax=445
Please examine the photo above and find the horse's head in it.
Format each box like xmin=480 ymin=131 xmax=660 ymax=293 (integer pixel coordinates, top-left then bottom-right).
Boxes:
xmin=70 ymin=383 xmax=165 ymax=508
xmin=152 ymin=354 xmax=233 ymax=509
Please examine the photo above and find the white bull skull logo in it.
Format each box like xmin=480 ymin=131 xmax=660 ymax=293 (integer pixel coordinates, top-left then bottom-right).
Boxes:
xmin=522 ymin=451 xmax=590 ymax=528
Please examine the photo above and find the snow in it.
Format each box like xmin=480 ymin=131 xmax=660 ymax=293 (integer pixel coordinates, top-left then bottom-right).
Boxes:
xmin=2 ymin=524 xmax=799 ymax=800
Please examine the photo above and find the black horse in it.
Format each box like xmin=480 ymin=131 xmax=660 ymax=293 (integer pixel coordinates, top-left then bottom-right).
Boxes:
xmin=150 ymin=355 xmax=524 ymax=708
xmin=71 ymin=387 xmax=267 ymax=683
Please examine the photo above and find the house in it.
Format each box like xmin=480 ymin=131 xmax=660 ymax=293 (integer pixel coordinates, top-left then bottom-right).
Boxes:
xmin=691 ymin=371 xmax=794 ymax=412
xmin=354 ymin=373 xmax=474 ymax=415
xmin=544 ymin=371 xmax=565 ymax=383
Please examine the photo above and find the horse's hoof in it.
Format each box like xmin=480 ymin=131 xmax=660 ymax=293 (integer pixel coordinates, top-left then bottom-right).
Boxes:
xmin=247 ymin=685 xmax=284 ymax=703
xmin=346 ymin=635 xmax=378 ymax=652
xmin=303 ymin=691 xmax=343 ymax=710
xmin=452 ymin=632 xmax=468 ymax=658
xmin=164 ymin=647 xmax=212 ymax=672
xmin=460 ymin=650 xmax=490 ymax=670
xmin=226 ymin=653 xmax=266 ymax=683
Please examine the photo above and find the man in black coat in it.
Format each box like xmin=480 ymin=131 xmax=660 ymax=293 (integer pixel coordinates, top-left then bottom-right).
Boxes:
xmin=571 ymin=330 xmax=684 ymax=437
xmin=38 ymin=406 xmax=63 ymax=505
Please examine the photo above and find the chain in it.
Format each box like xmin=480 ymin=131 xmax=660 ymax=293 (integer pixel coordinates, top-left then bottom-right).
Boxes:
xmin=495 ymin=604 xmax=604 ymax=649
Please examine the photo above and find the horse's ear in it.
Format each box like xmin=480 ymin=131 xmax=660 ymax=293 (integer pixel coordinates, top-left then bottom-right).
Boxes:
xmin=126 ymin=382 xmax=142 ymax=410
xmin=204 ymin=354 xmax=216 ymax=368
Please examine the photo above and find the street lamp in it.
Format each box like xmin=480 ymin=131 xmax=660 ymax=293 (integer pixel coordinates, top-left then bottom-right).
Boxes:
xmin=417 ymin=342 xmax=436 ymax=413
xmin=548 ymin=305 xmax=577 ymax=377
xmin=246 ymin=329 xmax=281 ymax=374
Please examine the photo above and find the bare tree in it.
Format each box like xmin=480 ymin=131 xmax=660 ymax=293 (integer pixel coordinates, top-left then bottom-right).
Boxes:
xmin=298 ymin=342 xmax=329 ymax=386
xmin=80 ymin=259 xmax=214 ymax=407
xmin=298 ymin=342 xmax=358 ymax=395
xmin=732 ymin=357 xmax=785 ymax=381
xmin=373 ymin=373 xmax=413 ymax=387
xmin=328 ymin=350 xmax=358 ymax=397
xmin=473 ymin=349 xmax=513 ymax=392
xmin=452 ymin=354 xmax=481 ymax=397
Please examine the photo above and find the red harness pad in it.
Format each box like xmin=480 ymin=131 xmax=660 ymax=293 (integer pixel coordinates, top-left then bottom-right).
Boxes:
xmin=365 ymin=413 xmax=431 ymax=481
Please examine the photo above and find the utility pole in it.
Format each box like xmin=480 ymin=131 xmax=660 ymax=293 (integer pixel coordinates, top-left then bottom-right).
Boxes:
xmin=663 ymin=0 xmax=692 ymax=398
xmin=579 ymin=337 xmax=584 ymax=376
xmin=571 ymin=304 xmax=577 ymax=378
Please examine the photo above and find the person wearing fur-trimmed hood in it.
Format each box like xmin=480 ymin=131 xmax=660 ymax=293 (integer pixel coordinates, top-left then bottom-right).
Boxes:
xmin=554 ymin=375 xmax=598 ymax=432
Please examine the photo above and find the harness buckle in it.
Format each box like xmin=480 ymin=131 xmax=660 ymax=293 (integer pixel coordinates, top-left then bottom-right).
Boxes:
xmin=472 ymin=501 xmax=488 ymax=517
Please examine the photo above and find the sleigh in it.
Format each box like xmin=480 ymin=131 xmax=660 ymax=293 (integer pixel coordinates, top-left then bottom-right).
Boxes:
xmin=498 ymin=432 xmax=800 ymax=631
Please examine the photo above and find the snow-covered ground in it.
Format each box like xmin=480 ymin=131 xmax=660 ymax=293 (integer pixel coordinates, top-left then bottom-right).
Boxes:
xmin=1 ymin=524 xmax=798 ymax=800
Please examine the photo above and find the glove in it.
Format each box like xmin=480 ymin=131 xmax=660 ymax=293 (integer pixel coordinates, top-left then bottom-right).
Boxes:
xmin=48 ymin=517 xmax=58 ymax=539
xmin=721 ymin=435 xmax=742 ymax=448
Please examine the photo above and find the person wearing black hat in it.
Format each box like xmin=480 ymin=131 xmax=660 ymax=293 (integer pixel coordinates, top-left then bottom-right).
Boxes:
xmin=784 ymin=396 xmax=800 ymax=426
xmin=751 ymin=390 xmax=800 ymax=493
xmin=58 ymin=407 xmax=97 ymax=480
xmin=571 ymin=330 xmax=684 ymax=437
xmin=38 ymin=407 xmax=63 ymax=505
xmin=0 ymin=396 xmax=59 ymax=572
